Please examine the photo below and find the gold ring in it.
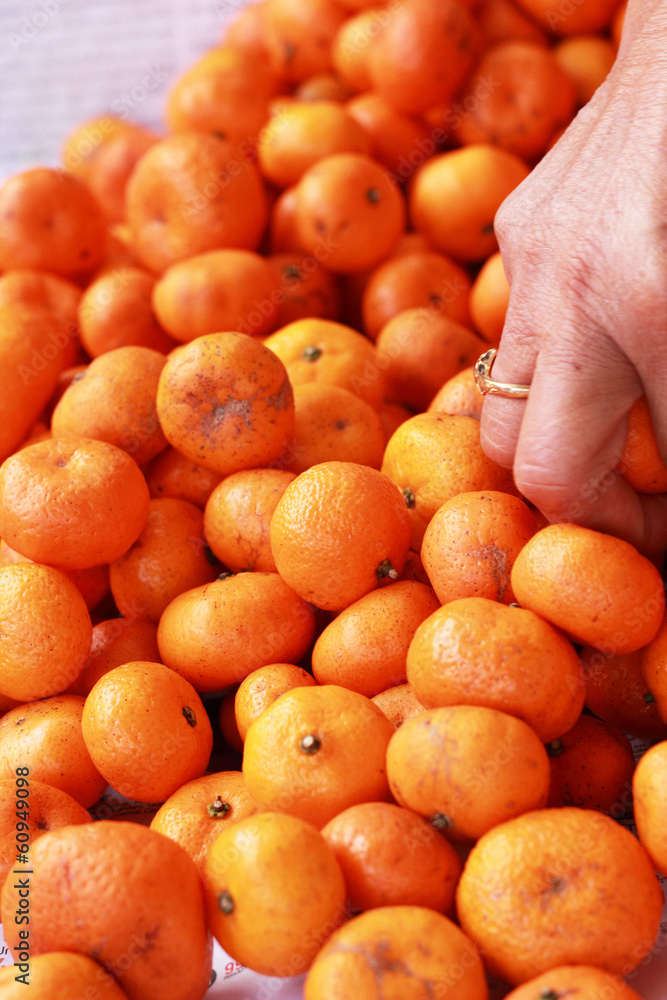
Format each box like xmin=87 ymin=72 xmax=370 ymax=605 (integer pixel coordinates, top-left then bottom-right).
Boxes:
xmin=474 ymin=348 xmax=531 ymax=398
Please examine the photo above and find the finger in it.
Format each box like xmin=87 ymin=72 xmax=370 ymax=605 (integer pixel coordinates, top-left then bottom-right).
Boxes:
xmin=479 ymin=290 xmax=539 ymax=469
xmin=511 ymin=334 xmax=667 ymax=553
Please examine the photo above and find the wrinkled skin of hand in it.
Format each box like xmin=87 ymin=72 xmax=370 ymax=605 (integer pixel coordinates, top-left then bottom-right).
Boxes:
xmin=480 ymin=0 xmax=667 ymax=554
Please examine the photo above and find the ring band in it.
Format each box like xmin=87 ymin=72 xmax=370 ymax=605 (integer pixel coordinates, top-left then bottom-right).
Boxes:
xmin=474 ymin=348 xmax=531 ymax=398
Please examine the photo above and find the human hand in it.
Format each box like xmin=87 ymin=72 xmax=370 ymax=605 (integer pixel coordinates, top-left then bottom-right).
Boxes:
xmin=480 ymin=0 xmax=667 ymax=554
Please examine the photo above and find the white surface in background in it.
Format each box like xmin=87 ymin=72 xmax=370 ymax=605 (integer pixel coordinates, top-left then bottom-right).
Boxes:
xmin=0 ymin=0 xmax=249 ymax=182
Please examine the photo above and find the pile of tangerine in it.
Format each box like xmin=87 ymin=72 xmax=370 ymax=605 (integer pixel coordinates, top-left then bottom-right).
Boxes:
xmin=0 ymin=1 xmax=666 ymax=999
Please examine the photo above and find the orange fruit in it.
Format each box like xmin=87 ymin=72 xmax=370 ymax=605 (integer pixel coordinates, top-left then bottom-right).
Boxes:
xmin=361 ymin=250 xmax=472 ymax=340
xmin=51 ymin=346 xmax=169 ymax=466
xmin=304 ymin=905 xmax=488 ymax=1000
xmin=157 ymin=571 xmax=316 ymax=692
xmin=204 ymin=811 xmax=346 ymax=976
xmin=42 ymin=363 xmax=87 ymax=423
xmin=268 ymin=251 xmax=342 ymax=328
xmin=456 ymin=807 xmax=663 ymax=984
xmin=0 ymin=538 xmax=110 ymax=615
xmin=0 ymin=304 xmax=70 ymax=463
xmin=268 ymin=184 xmax=304 ymax=253
xmin=375 ymin=308 xmax=484 ymax=411
xmin=611 ymin=0 xmax=626 ymax=46
xmin=409 ymin=144 xmax=530 ymax=261
xmin=633 ymin=739 xmax=667 ymax=876
xmin=149 ymin=770 xmax=261 ymax=870
xmin=0 ymin=269 xmax=81 ymax=367
xmin=235 ymin=662 xmax=317 ymax=742
xmin=258 ymin=100 xmax=371 ymax=188
xmin=109 ymin=497 xmax=218 ymax=623
xmin=284 ymin=382 xmax=386 ymax=472
xmin=263 ymin=0 xmax=347 ymax=82
xmin=295 ymin=72 xmax=355 ymax=102
xmin=312 ymin=580 xmax=440 ymax=697
xmin=421 ymin=490 xmax=537 ymax=605
xmin=581 ymin=644 xmax=667 ymax=741
xmin=367 ymin=0 xmax=475 ymax=115
xmin=406 ymin=597 xmax=585 ymax=743
xmin=469 ymin=250 xmax=510 ymax=346
xmin=456 ymin=43 xmax=577 ymax=161
xmin=270 ymin=461 xmax=412 ymax=611
xmin=125 ymin=133 xmax=268 ymax=272
xmin=0 ymin=952 xmax=130 ymax=999
xmin=165 ymin=47 xmax=276 ymax=151
xmin=345 ymin=92 xmax=434 ymax=177
xmin=78 ymin=267 xmax=176 ymax=358
xmin=546 ymin=714 xmax=635 ymax=814
xmin=0 ymin=563 xmax=92 ymax=701
xmin=0 ymin=437 xmax=149 ymax=571
xmin=242 ymin=684 xmax=394 ymax=828
xmin=145 ymin=446 xmax=223 ymax=508
xmin=322 ymin=801 xmax=463 ymax=913
xmin=371 ymin=682 xmax=426 ymax=730
xmin=0 ymin=695 xmax=107 ymax=808
xmin=513 ymin=0 xmax=621 ymax=35
xmin=0 ymin=167 xmax=106 ymax=279
xmin=381 ymin=412 xmax=517 ymax=550
xmin=331 ymin=8 xmax=387 ymax=93
xmin=640 ymin=612 xmax=667 ymax=723
xmin=225 ymin=0 xmax=271 ymax=57
xmin=617 ymin=396 xmax=667 ymax=494
xmin=504 ymin=966 xmax=647 ymax=1000
xmin=263 ymin=317 xmax=386 ymax=410
xmin=377 ymin=399 xmax=413 ymax=441
xmin=0 ymin=820 xmax=212 ymax=1000
xmin=156 ymin=332 xmax=294 ymax=476
xmin=428 ymin=366 xmax=485 ymax=420
xmin=218 ymin=686 xmax=245 ymax=754
xmin=204 ymin=468 xmax=296 ymax=573
xmin=82 ymin=661 xmax=212 ymax=802
xmin=0 ymin=778 xmax=91 ymax=890
xmin=67 ymin=617 xmax=161 ymax=697
xmin=387 ymin=704 xmax=550 ymax=841
xmin=477 ymin=0 xmax=549 ymax=47
xmin=99 ymin=226 xmax=141 ymax=271
xmin=152 ymin=249 xmax=281 ymax=342
xmin=63 ymin=116 xmax=158 ymax=223
xmin=553 ymin=34 xmax=616 ymax=105
xmin=511 ymin=523 xmax=665 ymax=654
xmin=294 ymin=152 xmax=406 ymax=273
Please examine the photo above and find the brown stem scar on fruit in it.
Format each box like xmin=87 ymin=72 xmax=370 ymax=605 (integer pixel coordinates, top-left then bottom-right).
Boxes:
xmin=546 ymin=740 xmax=565 ymax=758
xmin=402 ymin=487 xmax=416 ymax=509
xmin=182 ymin=706 xmax=197 ymax=727
xmin=366 ymin=188 xmax=381 ymax=203
xmin=376 ymin=559 xmax=398 ymax=580
xmin=207 ymin=796 xmax=231 ymax=819
xmin=430 ymin=813 xmax=454 ymax=831
xmin=644 ymin=691 xmax=656 ymax=703
xmin=539 ymin=991 xmax=560 ymax=1000
xmin=302 ymin=345 xmax=322 ymax=362
xmin=300 ymin=734 xmax=321 ymax=755
xmin=218 ymin=890 xmax=235 ymax=915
